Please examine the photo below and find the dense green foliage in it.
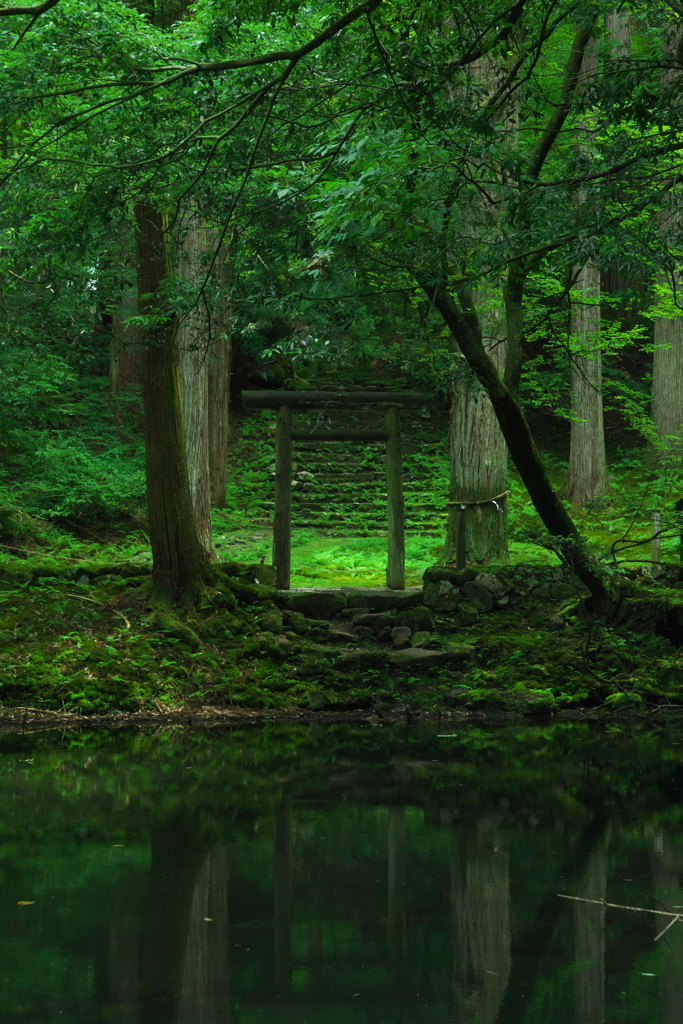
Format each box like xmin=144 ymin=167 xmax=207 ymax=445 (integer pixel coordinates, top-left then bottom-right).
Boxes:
xmin=3 ymin=0 xmax=683 ymax=704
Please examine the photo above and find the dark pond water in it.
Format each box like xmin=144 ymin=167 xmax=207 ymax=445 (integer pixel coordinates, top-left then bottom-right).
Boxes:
xmin=2 ymin=720 xmax=683 ymax=1023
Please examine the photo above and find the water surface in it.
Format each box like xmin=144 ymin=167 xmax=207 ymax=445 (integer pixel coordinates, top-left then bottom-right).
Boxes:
xmin=1 ymin=720 xmax=682 ymax=1022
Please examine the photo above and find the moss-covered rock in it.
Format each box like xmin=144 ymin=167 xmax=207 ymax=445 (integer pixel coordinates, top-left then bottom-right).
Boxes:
xmin=423 ymin=580 xmax=461 ymax=612
xmin=391 ymin=646 xmax=473 ymax=667
xmin=457 ymin=600 xmax=480 ymax=626
xmin=148 ymin=612 xmax=201 ymax=651
xmin=295 ymin=653 xmax=333 ymax=677
xmin=284 ymin=591 xmax=348 ymax=617
xmin=252 ymin=632 xmax=291 ymax=659
xmin=287 ymin=611 xmax=330 ymax=635
xmin=353 ymin=611 xmax=394 ymax=630
xmin=422 ymin=566 xmax=460 ymax=587
xmin=335 ymin=649 xmax=387 ymax=670
xmin=225 ymin=579 xmax=279 ymax=605
xmin=239 ymin=562 xmax=277 ymax=587
xmin=396 ymin=605 xmax=434 ymax=633
xmin=462 ymin=582 xmax=494 ymax=613
xmin=259 ymin=608 xmax=284 ymax=633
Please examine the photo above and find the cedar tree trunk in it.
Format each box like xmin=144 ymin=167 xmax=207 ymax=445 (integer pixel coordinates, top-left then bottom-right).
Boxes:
xmin=564 ymin=37 xmax=609 ymax=508
xmin=208 ymin=240 xmax=234 ymax=507
xmin=177 ymin=205 xmax=216 ymax=560
xmin=135 ymin=201 xmax=207 ymax=605
xmin=447 ymin=288 xmax=509 ymax=564
xmin=652 ymin=31 xmax=683 ymax=451
xmin=565 ymin=261 xmax=609 ymax=507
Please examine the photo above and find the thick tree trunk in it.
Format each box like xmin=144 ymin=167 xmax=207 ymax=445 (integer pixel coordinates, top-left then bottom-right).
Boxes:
xmin=447 ymin=290 xmax=508 ymax=564
xmin=425 ymin=282 xmax=612 ymax=608
xmin=565 ymin=37 xmax=609 ymax=508
xmin=135 ymin=201 xmax=207 ymax=605
xmin=444 ymin=56 xmax=515 ymax=565
xmin=177 ymin=206 xmax=215 ymax=560
xmin=208 ymin=244 xmax=233 ymax=507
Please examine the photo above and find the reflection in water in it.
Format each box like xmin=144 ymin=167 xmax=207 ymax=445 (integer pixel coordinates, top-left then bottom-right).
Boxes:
xmin=273 ymin=799 xmax=292 ymax=999
xmin=108 ymin=874 xmax=143 ymax=1022
xmin=652 ymin=831 xmax=683 ymax=1024
xmin=387 ymin=805 xmax=406 ymax=964
xmin=179 ymin=846 xmax=231 ymax=1024
xmin=141 ymin=813 xmax=207 ymax=1024
xmin=450 ymin=817 xmax=511 ymax=1024
xmin=574 ymin=832 xmax=608 ymax=1024
xmin=2 ymin=722 xmax=683 ymax=1023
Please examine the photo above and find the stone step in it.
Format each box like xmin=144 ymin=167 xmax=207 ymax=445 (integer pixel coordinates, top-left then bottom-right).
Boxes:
xmin=259 ymin=499 xmax=443 ymax=514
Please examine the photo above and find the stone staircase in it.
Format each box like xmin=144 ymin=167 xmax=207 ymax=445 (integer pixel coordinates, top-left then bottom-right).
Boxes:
xmin=251 ymin=389 xmax=449 ymax=536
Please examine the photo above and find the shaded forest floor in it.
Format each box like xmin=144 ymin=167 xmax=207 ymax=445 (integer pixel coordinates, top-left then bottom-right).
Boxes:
xmin=2 ymin=370 xmax=683 ymax=720
xmin=0 ymin=555 xmax=683 ymax=719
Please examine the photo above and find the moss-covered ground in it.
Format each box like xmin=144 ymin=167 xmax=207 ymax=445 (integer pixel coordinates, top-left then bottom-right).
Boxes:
xmin=1 ymin=555 xmax=683 ymax=722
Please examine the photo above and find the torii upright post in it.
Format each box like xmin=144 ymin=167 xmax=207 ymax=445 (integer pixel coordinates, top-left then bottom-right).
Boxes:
xmin=385 ymin=406 xmax=405 ymax=589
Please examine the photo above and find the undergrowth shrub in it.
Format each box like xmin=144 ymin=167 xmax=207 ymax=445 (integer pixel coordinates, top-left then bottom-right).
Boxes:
xmin=0 ymin=371 xmax=146 ymax=528
xmin=20 ymin=435 xmax=146 ymax=523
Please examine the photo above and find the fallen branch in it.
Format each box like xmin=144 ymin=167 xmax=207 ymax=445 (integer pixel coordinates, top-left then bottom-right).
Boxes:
xmin=558 ymin=894 xmax=683 ymax=941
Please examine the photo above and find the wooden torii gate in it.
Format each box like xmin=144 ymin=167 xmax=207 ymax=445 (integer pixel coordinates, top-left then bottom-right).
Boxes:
xmin=242 ymin=390 xmax=427 ymax=590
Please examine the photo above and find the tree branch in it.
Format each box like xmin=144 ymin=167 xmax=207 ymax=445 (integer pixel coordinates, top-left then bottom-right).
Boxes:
xmin=526 ymin=19 xmax=596 ymax=181
xmin=456 ymin=0 xmax=527 ymax=66
xmin=0 ymin=0 xmax=58 ymax=14
xmin=1 ymin=0 xmax=382 ymax=185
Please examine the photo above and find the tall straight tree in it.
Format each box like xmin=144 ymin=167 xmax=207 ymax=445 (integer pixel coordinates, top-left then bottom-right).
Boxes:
xmin=208 ymin=235 xmax=234 ymax=508
xmin=135 ymin=201 xmax=207 ymax=605
xmin=652 ymin=26 xmax=683 ymax=449
xmin=448 ymin=290 xmax=509 ymax=564
xmin=177 ymin=203 xmax=216 ymax=561
xmin=564 ymin=11 xmax=630 ymax=505
xmin=564 ymin=34 xmax=609 ymax=508
xmin=445 ymin=53 xmax=517 ymax=566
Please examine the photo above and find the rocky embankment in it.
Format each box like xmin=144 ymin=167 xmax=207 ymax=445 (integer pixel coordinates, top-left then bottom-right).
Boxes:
xmin=2 ymin=558 xmax=683 ymax=715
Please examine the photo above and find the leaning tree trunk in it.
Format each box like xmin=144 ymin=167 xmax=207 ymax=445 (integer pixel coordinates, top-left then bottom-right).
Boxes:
xmin=425 ymin=283 xmax=612 ymax=609
xmin=565 ymin=36 xmax=609 ymax=508
xmin=447 ymin=288 xmax=508 ymax=564
xmin=208 ymin=239 xmax=234 ymax=507
xmin=177 ymin=206 xmax=216 ymax=561
xmin=135 ymin=201 xmax=207 ymax=605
